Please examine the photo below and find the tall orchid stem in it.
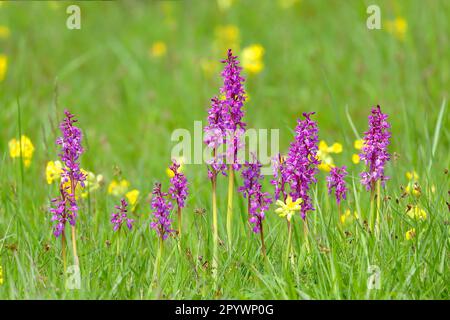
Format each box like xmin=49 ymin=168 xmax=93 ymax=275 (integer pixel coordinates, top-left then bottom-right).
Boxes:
xmin=369 ymin=187 xmax=375 ymax=234
xmin=116 ymin=229 xmax=121 ymax=256
xmin=285 ymin=221 xmax=293 ymax=269
xmin=226 ymin=165 xmax=234 ymax=250
xmin=212 ymin=177 xmax=218 ymax=281
xmin=71 ymin=226 xmax=79 ymax=266
xmin=62 ymin=231 xmax=67 ymax=274
xmin=153 ymin=236 xmax=163 ymax=285
xmin=375 ymin=180 xmax=381 ymax=236
xmin=260 ymin=221 xmax=267 ymax=259
xmin=303 ymin=217 xmax=310 ymax=253
xmin=177 ymin=206 xmax=182 ymax=243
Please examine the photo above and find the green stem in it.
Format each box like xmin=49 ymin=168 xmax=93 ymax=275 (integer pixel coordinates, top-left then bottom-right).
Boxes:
xmin=375 ymin=180 xmax=381 ymax=236
xmin=226 ymin=165 xmax=234 ymax=250
xmin=62 ymin=231 xmax=67 ymax=274
xmin=285 ymin=221 xmax=292 ymax=269
xmin=369 ymin=188 xmax=375 ymax=233
xmin=212 ymin=177 xmax=218 ymax=280
xmin=260 ymin=220 xmax=266 ymax=259
xmin=177 ymin=206 xmax=182 ymax=242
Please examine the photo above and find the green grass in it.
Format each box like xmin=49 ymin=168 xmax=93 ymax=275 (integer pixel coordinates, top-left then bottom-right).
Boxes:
xmin=0 ymin=0 xmax=449 ymax=299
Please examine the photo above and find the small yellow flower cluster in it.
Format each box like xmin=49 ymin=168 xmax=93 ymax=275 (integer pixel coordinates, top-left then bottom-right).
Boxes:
xmin=405 ymin=170 xmax=421 ymax=197
xmin=406 ymin=205 xmax=427 ymax=221
xmin=0 ymin=26 xmax=10 ymax=39
xmin=317 ymin=140 xmax=343 ymax=172
xmin=241 ymin=44 xmax=265 ymax=75
xmin=340 ymin=209 xmax=358 ymax=225
xmin=275 ymin=196 xmax=302 ymax=222
xmin=8 ymin=135 xmax=35 ymax=168
xmin=0 ymin=265 xmax=3 ymax=285
xmin=278 ymin=0 xmax=301 ymax=9
xmin=46 ymin=161 xmax=103 ymax=199
xmin=217 ymin=0 xmax=234 ymax=11
xmin=150 ymin=41 xmax=167 ymax=58
xmin=351 ymin=139 xmax=363 ymax=164
xmin=0 ymin=54 xmax=7 ymax=82
xmin=385 ymin=17 xmax=408 ymax=41
xmin=405 ymin=228 xmax=416 ymax=241
xmin=214 ymin=25 xmax=240 ymax=53
xmin=108 ymin=179 xmax=140 ymax=211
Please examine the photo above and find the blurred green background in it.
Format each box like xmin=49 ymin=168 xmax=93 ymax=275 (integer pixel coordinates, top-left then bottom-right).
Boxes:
xmin=1 ymin=0 xmax=448 ymax=185
xmin=0 ymin=0 xmax=449 ymax=299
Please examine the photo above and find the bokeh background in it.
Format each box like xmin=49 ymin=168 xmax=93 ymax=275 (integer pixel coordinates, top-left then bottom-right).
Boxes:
xmin=1 ymin=0 xmax=448 ymax=186
xmin=0 ymin=0 xmax=449 ymax=299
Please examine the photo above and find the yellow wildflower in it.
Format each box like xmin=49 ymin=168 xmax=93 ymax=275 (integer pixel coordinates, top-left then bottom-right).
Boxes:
xmin=354 ymin=139 xmax=364 ymax=150
xmin=81 ymin=171 xmax=103 ymax=198
xmin=0 ymin=54 xmax=7 ymax=82
xmin=200 ymin=59 xmax=218 ymax=78
xmin=406 ymin=171 xmax=419 ymax=181
xmin=217 ymin=0 xmax=234 ymax=11
xmin=0 ymin=265 xmax=3 ymax=285
xmin=352 ymin=154 xmax=360 ymax=164
xmin=278 ymin=0 xmax=301 ymax=9
xmin=150 ymin=41 xmax=167 ymax=58
xmin=242 ymin=44 xmax=265 ymax=75
xmin=126 ymin=189 xmax=140 ymax=211
xmin=46 ymin=160 xmax=63 ymax=184
xmin=8 ymin=135 xmax=35 ymax=168
xmin=406 ymin=205 xmax=427 ymax=221
xmin=340 ymin=209 xmax=358 ymax=225
xmin=317 ymin=141 xmax=343 ymax=172
xmin=214 ymin=25 xmax=240 ymax=53
xmin=275 ymin=196 xmax=302 ymax=222
xmin=108 ymin=179 xmax=130 ymax=196
xmin=0 ymin=26 xmax=10 ymax=39
xmin=385 ymin=17 xmax=408 ymax=41
xmin=405 ymin=228 xmax=416 ymax=241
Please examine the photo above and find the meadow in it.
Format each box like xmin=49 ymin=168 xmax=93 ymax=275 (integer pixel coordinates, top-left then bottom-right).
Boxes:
xmin=0 ymin=0 xmax=448 ymax=299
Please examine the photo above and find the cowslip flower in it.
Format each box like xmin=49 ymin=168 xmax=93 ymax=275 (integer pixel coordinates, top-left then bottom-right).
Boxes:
xmin=168 ymin=160 xmax=188 ymax=209
xmin=46 ymin=160 xmax=63 ymax=184
xmin=0 ymin=25 xmax=10 ymax=39
xmin=385 ymin=17 xmax=408 ymax=41
xmin=241 ymin=44 xmax=265 ymax=75
xmin=111 ymin=198 xmax=134 ymax=232
xmin=0 ymin=265 xmax=3 ymax=285
xmin=50 ymin=110 xmax=86 ymax=237
xmin=352 ymin=139 xmax=363 ymax=164
xmin=327 ymin=165 xmax=348 ymax=205
xmin=214 ymin=25 xmax=240 ymax=53
xmin=406 ymin=205 xmax=427 ymax=221
xmin=0 ymin=54 xmax=7 ymax=82
xmin=405 ymin=170 xmax=421 ymax=197
xmin=360 ymin=105 xmax=391 ymax=191
xmin=150 ymin=41 xmax=167 ymax=58
xmin=125 ymin=189 xmax=140 ymax=212
xmin=108 ymin=179 xmax=130 ymax=196
xmin=150 ymin=183 xmax=174 ymax=240
xmin=284 ymin=112 xmax=320 ymax=219
xmin=81 ymin=171 xmax=103 ymax=198
xmin=405 ymin=228 xmax=416 ymax=241
xmin=275 ymin=196 xmax=302 ymax=222
xmin=317 ymin=140 xmax=343 ymax=172
xmin=340 ymin=209 xmax=358 ymax=225
xmin=8 ymin=135 xmax=34 ymax=168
